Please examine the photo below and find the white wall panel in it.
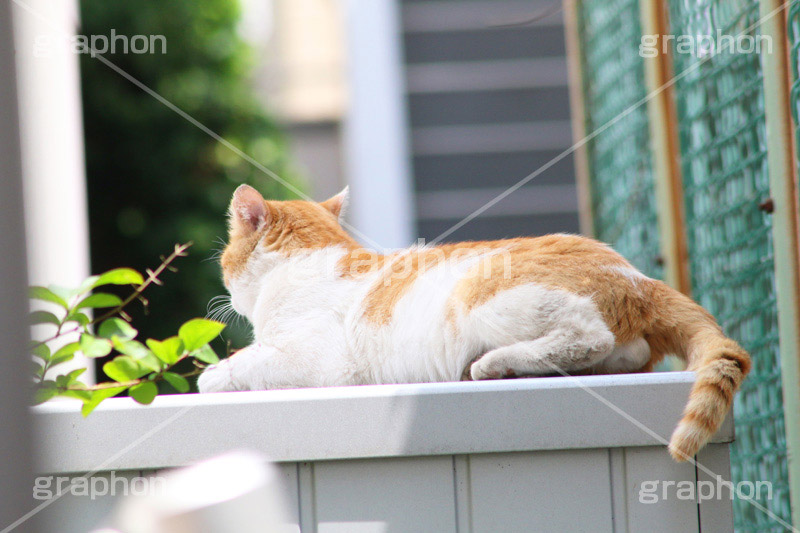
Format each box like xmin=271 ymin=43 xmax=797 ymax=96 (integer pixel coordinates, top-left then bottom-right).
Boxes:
xmin=37 ymin=470 xmax=140 ymax=533
xmin=276 ymin=462 xmax=301 ymax=533
xmin=469 ymin=450 xmax=613 ymax=533
xmin=623 ymin=447 xmax=699 ymax=533
xmin=696 ymin=444 xmax=735 ymax=533
xmin=312 ymin=456 xmax=456 ymax=533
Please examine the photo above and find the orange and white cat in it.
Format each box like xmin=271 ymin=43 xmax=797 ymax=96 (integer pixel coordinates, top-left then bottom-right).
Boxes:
xmin=198 ymin=185 xmax=751 ymax=461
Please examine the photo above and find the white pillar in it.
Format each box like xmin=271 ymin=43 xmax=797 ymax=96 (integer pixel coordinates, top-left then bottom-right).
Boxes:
xmin=12 ymin=0 xmax=94 ymax=382
xmin=343 ymin=0 xmax=415 ymax=251
xmin=0 ymin=1 xmax=38 ymax=529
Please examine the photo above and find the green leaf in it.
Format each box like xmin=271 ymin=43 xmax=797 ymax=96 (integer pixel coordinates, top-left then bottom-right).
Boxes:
xmin=48 ymin=285 xmax=75 ymax=303
xmin=75 ymin=275 xmax=101 ymax=295
xmin=191 ymin=344 xmax=219 ymax=365
xmin=63 ymin=368 xmax=87 ymax=384
xmin=79 ymin=333 xmax=113 ymax=358
xmin=92 ymin=268 xmax=144 ymax=288
xmin=129 ymin=381 xmax=158 ymax=405
xmin=49 ymin=352 xmax=75 ymax=369
xmin=52 ymin=342 xmax=80 ymax=360
xmin=29 ymin=286 xmax=68 ymax=308
xmin=55 ymin=368 xmax=86 ymax=388
xmin=33 ymin=383 xmax=59 ymax=405
xmin=64 ymin=311 xmax=91 ymax=327
xmin=29 ymin=311 xmax=61 ymax=326
xmin=146 ymin=336 xmax=184 ymax=365
xmin=58 ymin=388 xmax=92 ymax=402
xmin=112 ymin=338 xmax=162 ymax=372
xmin=178 ymin=319 xmax=225 ymax=352
xmin=81 ymin=387 xmax=126 ymax=416
xmin=32 ymin=361 xmax=44 ymax=378
xmin=31 ymin=343 xmax=51 ymax=362
xmin=98 ymin=318 xmax=137 ymax=341
xmin=76 ymin=292 xmax=123 ymax=310
xmin=162 ymin=372 xmax=190 ymax=393
xmin=103 ymin=355 xmax=148 ymax=382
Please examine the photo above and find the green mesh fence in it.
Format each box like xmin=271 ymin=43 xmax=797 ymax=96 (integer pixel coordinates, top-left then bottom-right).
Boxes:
xmin=578 ymin=0 xmax=664 ymax=279
xmin=668 ymin=1 xmax=791 ymax=530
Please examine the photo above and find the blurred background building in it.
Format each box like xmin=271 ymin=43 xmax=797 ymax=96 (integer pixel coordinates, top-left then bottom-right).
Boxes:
xmin=253 ymin=0 xmax=579 ymax=244
xmin=399 ymin=0 xmax=578 ymax=240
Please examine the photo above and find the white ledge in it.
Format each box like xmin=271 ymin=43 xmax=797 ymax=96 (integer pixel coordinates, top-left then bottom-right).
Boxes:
xmin=33 ymin=371 xmax=733 ymax=473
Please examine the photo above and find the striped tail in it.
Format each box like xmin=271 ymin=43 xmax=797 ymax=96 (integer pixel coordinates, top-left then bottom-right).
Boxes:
xmin=650 ymin=285 xmax=751 ymax=461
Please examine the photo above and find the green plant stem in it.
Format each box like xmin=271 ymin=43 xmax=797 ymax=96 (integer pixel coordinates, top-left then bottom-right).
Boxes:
xmin=64 ymin=365 xmax=205 ymax=392
xmin=93 ymin=242 xmax=192 ymax=325
xmin=30 ymin=242 xmax=192 ymax=351
xmin=37 ymin=321 xmax=67 ymax=384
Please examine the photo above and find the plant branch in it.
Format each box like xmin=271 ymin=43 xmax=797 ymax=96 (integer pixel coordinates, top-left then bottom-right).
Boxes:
xmin=29 ymin=242 xmax=193 ymax=350
xmin=64 ymin=366 xmax=205 ymax=392
xmin=92 ymin=242 xmax=193 ymax=325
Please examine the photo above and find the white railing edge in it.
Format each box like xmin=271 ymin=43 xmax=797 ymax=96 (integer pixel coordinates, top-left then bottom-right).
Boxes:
xmin=33 ymin=371 xmax=735 ymax=473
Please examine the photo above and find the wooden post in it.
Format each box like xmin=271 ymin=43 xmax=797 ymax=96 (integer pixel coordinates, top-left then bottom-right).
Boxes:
xmin=639 ymin=0 xmax=691 ymax=295
xmin=563 ymin=0 xmax=595 ymax=236
xmin=760 ymin=0 xmax=800 ymax=526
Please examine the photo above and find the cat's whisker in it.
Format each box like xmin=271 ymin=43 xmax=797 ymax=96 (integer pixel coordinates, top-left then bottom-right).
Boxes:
xmin=208 ymin=294 xmax=230 ymax=306
xmin=207 ymin=303 xmax=224 ymax=318
xmin=207 ymin=296 xmax=234 ymax=322
xmin=209 ymin=305 xmax=233 ymax=323
xmin=206 ymin=295 xmax=243 ymax=328
xmin=212 ymin=236 xmax=227 ymax=249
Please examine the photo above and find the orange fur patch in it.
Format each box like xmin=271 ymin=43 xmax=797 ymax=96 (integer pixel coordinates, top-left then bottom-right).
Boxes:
xmin=356 ymin=241 xmax=510 ymax=325
xmin=450 ymin=234 xmax=655 ymax=343
xmin=221 ymin=199 xmax=360 ymax=284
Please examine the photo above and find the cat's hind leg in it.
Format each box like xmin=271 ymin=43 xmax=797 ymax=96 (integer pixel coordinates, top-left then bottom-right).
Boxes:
xmin=470 ymin=325 xmax=615 ymax=380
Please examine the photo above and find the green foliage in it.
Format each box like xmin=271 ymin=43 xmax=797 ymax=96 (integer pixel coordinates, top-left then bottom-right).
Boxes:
xmin=78 ymin=0 xmax=300 ymax=349
xmin=30 ymin=243 xmax=225 ymax=416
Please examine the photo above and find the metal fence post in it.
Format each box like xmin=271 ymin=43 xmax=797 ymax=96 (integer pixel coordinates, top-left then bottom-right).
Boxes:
xmin=639 ymin=0 xmax=691 ymax=295
xmin=760 ymin=0 xmax=800 ymax=525
xmin=564 ymin=0 xmax=595 ymax=237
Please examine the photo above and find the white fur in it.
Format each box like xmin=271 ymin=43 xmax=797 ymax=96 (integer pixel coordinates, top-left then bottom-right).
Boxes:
xmin=198 ymin=246 xmax=651 ymax=392
xmin=606 ymin=265 xmax=650 ymax=284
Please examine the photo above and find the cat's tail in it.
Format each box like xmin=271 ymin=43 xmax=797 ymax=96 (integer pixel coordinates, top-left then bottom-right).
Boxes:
xmin=649 ymin=284 xmax=751 ymax=462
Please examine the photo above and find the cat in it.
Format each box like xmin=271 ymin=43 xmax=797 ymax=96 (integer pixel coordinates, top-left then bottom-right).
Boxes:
xmin=198 ymin=184 xmax=751 ymax=462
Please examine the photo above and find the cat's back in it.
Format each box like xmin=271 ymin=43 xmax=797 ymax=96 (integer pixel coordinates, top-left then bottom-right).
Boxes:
xmin=355 ymin=233 xmax=636 ymax=327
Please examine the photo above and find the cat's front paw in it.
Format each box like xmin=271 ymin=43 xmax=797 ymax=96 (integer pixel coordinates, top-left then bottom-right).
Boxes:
xmin=197 ymin=360 xmax=237 ymax=393
xmin=470 ymin=352 xmax=515 ymax=381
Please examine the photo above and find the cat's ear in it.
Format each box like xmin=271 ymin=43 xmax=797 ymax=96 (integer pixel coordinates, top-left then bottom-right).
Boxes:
xmin=229 ymin=184 xmax=268 ymax=233
xmin=320 ymin=186 xmax=349 ymax=221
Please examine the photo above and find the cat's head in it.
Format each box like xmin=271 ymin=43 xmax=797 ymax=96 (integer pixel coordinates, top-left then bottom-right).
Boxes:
xmin=220 ymin=184 xmax=353 ymax=312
